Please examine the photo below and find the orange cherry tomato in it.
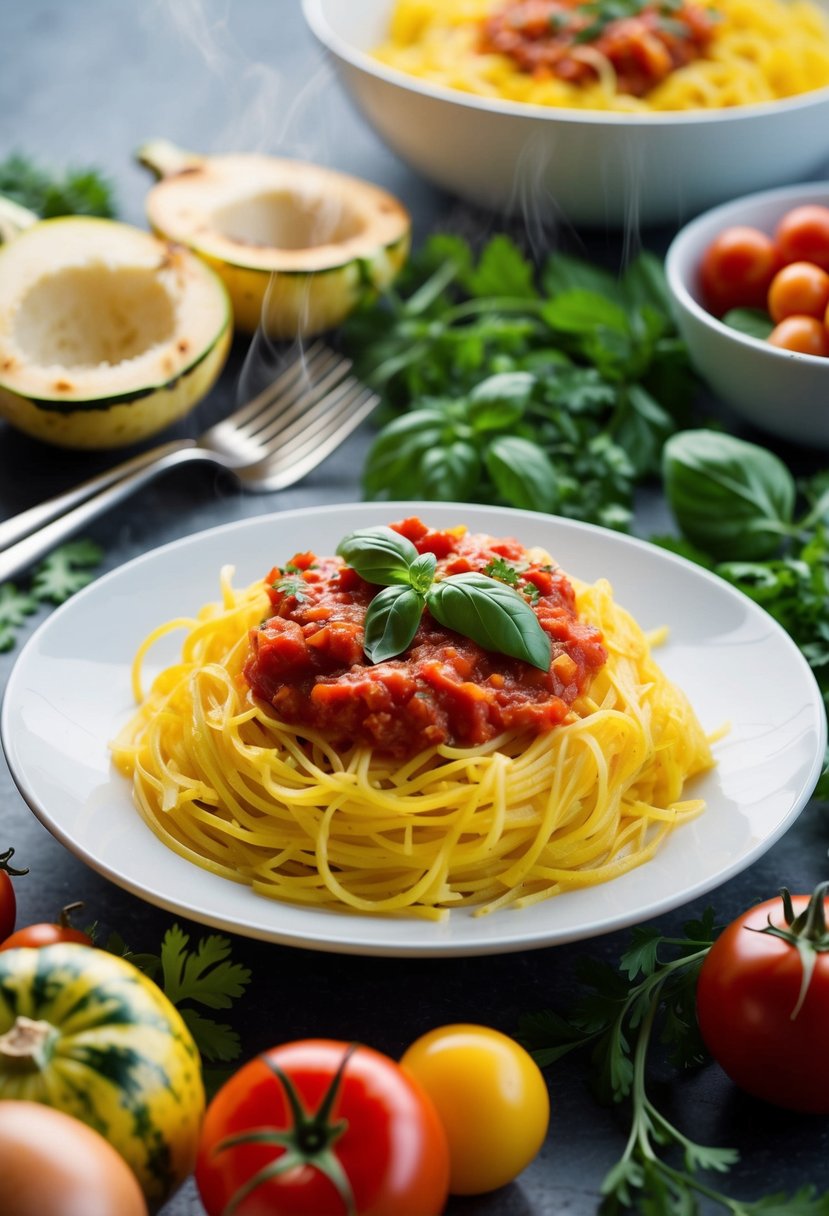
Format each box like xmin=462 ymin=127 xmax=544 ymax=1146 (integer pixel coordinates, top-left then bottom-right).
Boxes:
xmin=0 ymin=902 xmax=93 ymax=951
xmin=767 ymin=314 xmax=829 ymax=357
xmin=767 ymin=261 xmax=829 ymax=322
xmin=699 ymin=225 xmax=780 ymax=316
xmin=774 ymin=204 xmax=829 ymax=271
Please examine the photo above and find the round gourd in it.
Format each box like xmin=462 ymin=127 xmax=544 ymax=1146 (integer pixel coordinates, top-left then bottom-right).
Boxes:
xmin=0 ymin=943 xmax=205 ymax=1209
xmin=139 ymin=140 xmax=410 ymax=338
xmin=0 ymin=215 xmax=231 ymax=449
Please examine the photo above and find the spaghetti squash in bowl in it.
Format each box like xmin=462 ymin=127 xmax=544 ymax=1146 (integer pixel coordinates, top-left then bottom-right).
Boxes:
xmin=302 ymin=0 xmax=829 ymax=226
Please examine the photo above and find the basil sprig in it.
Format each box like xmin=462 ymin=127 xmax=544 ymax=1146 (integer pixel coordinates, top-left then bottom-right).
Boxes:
xmin=336 ymin=527 xmax=552 ymax=670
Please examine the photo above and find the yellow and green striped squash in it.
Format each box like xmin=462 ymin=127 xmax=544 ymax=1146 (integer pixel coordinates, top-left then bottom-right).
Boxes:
xmin=0 ymin=943 xmax=205 ymax=1209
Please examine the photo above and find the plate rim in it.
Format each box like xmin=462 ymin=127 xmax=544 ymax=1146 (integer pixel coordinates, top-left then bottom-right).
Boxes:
xmin=2 ymin=501 xmax=826 ymax=956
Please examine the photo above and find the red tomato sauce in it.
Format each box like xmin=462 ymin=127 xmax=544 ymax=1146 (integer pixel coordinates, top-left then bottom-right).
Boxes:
xmin=243 ymin=518 xmax=607 ymax=759
xmin=480 ymin=0 xmax=716 ymax=98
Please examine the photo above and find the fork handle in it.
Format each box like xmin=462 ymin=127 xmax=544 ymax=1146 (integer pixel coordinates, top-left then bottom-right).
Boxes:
xmin=0 ymin=439 xmax=197 ymax=552
xmin=0 ymin=443 xmax=207 ymax=584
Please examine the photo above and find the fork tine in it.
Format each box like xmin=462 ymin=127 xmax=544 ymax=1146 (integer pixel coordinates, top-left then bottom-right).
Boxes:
xmin=215 ymin=340 xmax=344 ymax=435
xmin=257 ymin=386 xmax=380 ymax=489
xmin=253 ymin=371 xmax=362 ymax=451
xmin=239 ymin=356 xmax=355 ymax=447
xmin=266 ymin=382 xmax=378 ymax=465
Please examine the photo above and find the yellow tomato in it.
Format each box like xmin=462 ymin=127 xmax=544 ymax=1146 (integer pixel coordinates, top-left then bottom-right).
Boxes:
xmin=400 ymin=1023 xmax=550 ymax=1195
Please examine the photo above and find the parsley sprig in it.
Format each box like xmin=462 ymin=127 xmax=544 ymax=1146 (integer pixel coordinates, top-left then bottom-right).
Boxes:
xmin=345 ymin=234 xmax=693 ymax=530
xmin=0 ymin=540 xmax=103 ymax=651
xmin=99 ymin=923 xmax=252 ymax=1076
xmin=0 ymin=151 xmax=116 ymax=220
xmin=519 ymin=912 xmax=827 ymax=1214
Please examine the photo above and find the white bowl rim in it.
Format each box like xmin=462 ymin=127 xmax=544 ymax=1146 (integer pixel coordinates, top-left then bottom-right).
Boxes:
xmin=665 ymin=178 xmax=829 ymax=365
xmin=302 ymin=0 xmax=829 ymax=129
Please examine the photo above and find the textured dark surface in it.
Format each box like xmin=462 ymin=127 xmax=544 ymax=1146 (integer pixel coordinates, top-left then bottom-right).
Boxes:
xmin=1 ymin=4 xmax=829 ymax=1213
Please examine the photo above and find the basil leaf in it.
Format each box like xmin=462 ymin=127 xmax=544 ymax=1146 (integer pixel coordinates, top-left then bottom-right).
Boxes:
xmin=426 ymin=572 xmax=551 ymax=671
xmin=337 ymin=526 xmax=419 ymax=586
xmin=419 ymin=441 xmax=481 ymax=502
xmin=486 ymin=436 xmax=559 ymax=513
xmin=409 ymin=552 xmax=437 ymax=594
xmin=363 ymin=585 xmax=424 ymax=663
xmin=722 ymin=307 xmax=773 ymax=341
xmin=542 ymin=289 xmax=629 ymax=337
xmin=663 ymin=430 xmax=796 ymax=561
xmin=361 ymin=409 xmax=447 ymax=499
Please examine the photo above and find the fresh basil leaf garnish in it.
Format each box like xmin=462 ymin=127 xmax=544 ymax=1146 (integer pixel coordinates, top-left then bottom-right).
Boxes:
xmin=363 ymin=585 xmax=425 ymax=663
xmin=336 ymin=526 xmax=419 ymax=585
xmin=409 ymin=551 xmax=437 ymax=594
xmin=426 ymin=572 xmax=551 ymax=671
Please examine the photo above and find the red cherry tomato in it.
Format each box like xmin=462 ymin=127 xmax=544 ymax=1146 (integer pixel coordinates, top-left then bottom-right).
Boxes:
xmin=195 ymin=1039 xmax=450 ymax=1216
xmin=767 ymin=261 xmax=829 ymax=322
xmin=0 ymin=848 xmax=28 ymax=942
xmin=774 ymin=204 xmax=829 ymax=271
xmin=697 ymin=884 xmax=829 ymax=1112
xmin=767 ymin=314 xmax=829 ymax=357
xmin=0 ymin=902 xmax=93 ymax=951
xmin=698 ymin=225 xmax=780 ymax=315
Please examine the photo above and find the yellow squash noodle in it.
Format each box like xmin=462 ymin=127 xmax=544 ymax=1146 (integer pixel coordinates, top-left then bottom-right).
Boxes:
xmin=111 ymin=565 xmax=714 ymax=921
xmin=375 ymin=0 xmax=829 ymax=112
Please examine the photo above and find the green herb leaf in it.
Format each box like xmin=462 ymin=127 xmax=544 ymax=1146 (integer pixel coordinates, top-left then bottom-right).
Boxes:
xmin=426 ymin=571 xmax=551 ymax=670
xmin=663 ymin=429 xmax=796 ymax=561
xmin=160 ymin=924 xmax=252 ymax=1010
xmin=31 ymin=539 xmax=104 ymax=603
xmin=336 ymin=526 xmax=419 ymax=585
xmin=0 ymin=583 xmax=38 ymax=652
xmin=179 ymin=1007 xmax=243 ymax=1065
xmin=722 ymin=306 xmax=774 ymax=340
xmin=0 ymin=151 xmax=117 ymax=219
xmin=363 ymin=584 xmax=425 ymax=663
xmin=485 ymin=435 xmax=559 ymax=512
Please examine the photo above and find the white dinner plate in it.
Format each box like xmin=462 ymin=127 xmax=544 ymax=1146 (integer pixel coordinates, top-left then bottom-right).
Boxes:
xmin=2 ymin=503 xmax=825 ymax=957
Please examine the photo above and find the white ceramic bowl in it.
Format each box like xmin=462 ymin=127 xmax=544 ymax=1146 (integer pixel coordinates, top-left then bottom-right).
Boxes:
xmin=665 ymin=181 xmax=829 ymax=449
xmin=302 ymin=0 xmax=829 ymax=228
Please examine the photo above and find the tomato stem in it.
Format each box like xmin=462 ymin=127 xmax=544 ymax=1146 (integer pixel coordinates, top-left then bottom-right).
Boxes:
xmin=0 ymin=846 xmax=29 ymax=878
xmin=752 ymin=881 xmax=829 ymax=1019
xmin=216 ymin=1044 xmax=359 ymax=1216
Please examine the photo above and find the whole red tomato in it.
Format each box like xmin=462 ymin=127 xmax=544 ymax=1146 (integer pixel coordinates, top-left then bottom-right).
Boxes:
xmin=696 ymin=883 xmax=829 ymax=1112
xmin=0 ymin=847 xmax=28 ymax=942
xmin=0 ymin=901 xmax=92 ymax=951
xmin=195 ymin=1038 xmax=450 ymax=1216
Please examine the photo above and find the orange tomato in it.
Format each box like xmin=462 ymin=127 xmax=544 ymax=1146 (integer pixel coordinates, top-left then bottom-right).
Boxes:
xmin=774 ymin=204 xmax=829 ymax=271
xmin=699 ymin=225 xmax=780 ymax=316
xmin=767 ymin=315 xmax=829 ymax=357
xmin=767 ymin=261 xmax=829 ymax=323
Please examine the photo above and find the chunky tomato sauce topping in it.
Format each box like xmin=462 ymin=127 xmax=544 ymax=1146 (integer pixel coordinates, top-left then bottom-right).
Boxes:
xmin=481 ymin=0 xmax=716 ymax=98
xmin=243 ymin=518 xmax=607 ymax=759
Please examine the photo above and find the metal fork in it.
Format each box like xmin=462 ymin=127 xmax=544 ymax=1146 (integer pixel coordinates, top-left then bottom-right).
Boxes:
xmin=0 ymin=341 xmax=378 ymax=583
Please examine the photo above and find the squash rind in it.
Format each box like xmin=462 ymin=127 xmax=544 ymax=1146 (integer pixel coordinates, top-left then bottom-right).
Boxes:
xmin=0 ymin=943 xmax=205 ymax=1209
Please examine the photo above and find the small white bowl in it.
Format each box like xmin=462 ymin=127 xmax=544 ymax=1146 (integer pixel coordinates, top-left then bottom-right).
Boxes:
xmin=302 ymin=0 xmax=829 ymax=228
xmin=665 ymin=181 xmax=829 ymax=449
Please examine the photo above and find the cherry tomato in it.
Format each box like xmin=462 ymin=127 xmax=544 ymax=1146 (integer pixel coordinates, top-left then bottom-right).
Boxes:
xmin=774 ymin=204 xmax=829 ymax=271
xmin=400 ymin=1024 xmax=550 ymax=1195
xmin=0 ymin=901 xmax=92 ymax=951
xmin=767 ymin=261 xmax=829 ymax=322
xmin=698 ymin=225 xmax=780 ymax=315
xmin=195 ymin=1038 xmax=450 ymax=1216
xmin=0 ymin=1100 xmax=149 ymax=1216
xmin=697 ymin=884 xmax=829 ymax=1112
xmin=0 ymin=848 xmax=28 ymax=943
xmin=767 ymin=314 xmax=829 ymax=357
